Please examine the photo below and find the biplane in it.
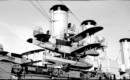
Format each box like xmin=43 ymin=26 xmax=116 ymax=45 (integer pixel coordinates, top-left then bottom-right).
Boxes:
xmin=27 ymin=5 xmax=104 ymax=60
xmin=27 ymin=26 xmax=104 ymax=59
xmin=26 ymin=4 xmax=105 ymax=77
xmin=20 ymin=46 xmax=95 ymax=76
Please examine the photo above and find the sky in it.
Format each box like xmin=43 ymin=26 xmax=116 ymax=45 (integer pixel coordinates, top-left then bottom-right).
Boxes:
xmin=0 ymin=0 xmax=130 ymax=60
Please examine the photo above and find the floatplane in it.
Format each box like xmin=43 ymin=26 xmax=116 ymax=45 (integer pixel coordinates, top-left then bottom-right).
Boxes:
xmin=26 ymin=4 xmax=105 ymax=75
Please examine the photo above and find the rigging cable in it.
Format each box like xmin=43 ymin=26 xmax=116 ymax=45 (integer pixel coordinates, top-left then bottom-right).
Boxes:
xmin=60 ymin=0 xmax=81 ymax=23
xmin=29 ymin=0 xmax=51 ymax=21
xmin=35 ymin=0 xmax=51 ymax=21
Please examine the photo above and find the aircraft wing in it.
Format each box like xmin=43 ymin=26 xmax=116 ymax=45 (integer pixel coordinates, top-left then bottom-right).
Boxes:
xmin=0 ymin=59 xmax=41 ymax=65
xmin=70 ymin=26 xmax=103 ymax=42
xmin=27 ymin=38 xmax=74 ymax=54
xmin=70 ymin=43 xmax=102 ymax=57
xmin=0 ymin=53 xmax=15 ymax=63
xmin=34 ymin=33 xmax=72 ymax=46
xmin=21 ymin=60 xmax=42 ymax=65
xmin=0 ymin=51 xmax=9 ymax=56
xmin=0 ymin=51 xmax=37 ymax=65
xmin=27 ymin=38 xmax=103 ymax=58
xmin=22 ymin=49 xmax=45 ymax=56
xmin=0 ymin=59 xmax=16 ymax=64
xmin=11 ymin=52 xmax=22 ymax=58
xmin=34 ymin=33 xmax=51 ymax=42
xmin=0 ymin=51 xmax=22 ymax=58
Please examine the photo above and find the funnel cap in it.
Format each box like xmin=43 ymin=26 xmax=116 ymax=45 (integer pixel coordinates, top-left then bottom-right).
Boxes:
xmin=81 ymin=20 xmax=97 ymax=26
xmin=119 ymin=38 xmax=130 ymax=42
xmin=50 ymin=4 xmax=69 ymax=12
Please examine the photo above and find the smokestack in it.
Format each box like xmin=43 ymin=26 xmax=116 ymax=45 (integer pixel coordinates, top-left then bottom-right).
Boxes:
xmin=119 ymin=38 xmax=130 ymax=70
xmin=50 ymin=4 xmax=69 ymax=39
xmin=81 ymin=20 xmax=97 ymax=31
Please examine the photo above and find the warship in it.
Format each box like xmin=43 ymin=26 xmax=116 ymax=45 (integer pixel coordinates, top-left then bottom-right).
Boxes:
xmin=0 ymin=1 xmax=130 ymax=80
